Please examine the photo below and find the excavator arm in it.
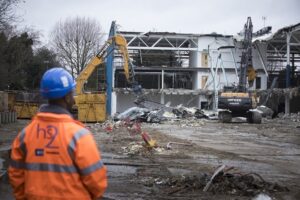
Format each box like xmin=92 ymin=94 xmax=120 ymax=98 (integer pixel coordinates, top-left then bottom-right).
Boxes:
xmin=75 ymin=34 xmax=142 ymax=122
xmin=238 ymin=17 xmax=254 ymax=92
xmin=76 ymin=34 xmax=137 ymax=95
xmin=76 ymin=56 xmax=104 ymax=95
xmin=114 ymin=36 xmax=142 ymax=95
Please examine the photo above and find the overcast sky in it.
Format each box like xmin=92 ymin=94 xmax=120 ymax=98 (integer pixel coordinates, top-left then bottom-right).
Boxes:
xmin=16 ymin=0 xmax=300 ymax=43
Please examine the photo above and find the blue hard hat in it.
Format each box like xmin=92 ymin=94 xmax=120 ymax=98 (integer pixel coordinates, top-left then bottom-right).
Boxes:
xmin=40 ymin=67 xmax=76 ymax=99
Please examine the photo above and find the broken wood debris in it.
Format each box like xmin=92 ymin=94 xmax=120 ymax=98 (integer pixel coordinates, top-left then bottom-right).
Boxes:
xmin=141 ymin=166 xmax=289 ymax=197
xmin=203 ymin=164 xmax=226 ymax=192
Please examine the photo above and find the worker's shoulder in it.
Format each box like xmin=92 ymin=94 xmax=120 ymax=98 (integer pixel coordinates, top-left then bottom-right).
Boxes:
xmin=64 ymin=120 xmax=92 ymax=136
xmin=62 ymin=120 xmax=82 ymax=129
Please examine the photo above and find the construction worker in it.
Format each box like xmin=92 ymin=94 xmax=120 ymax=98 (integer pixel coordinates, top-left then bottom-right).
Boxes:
xmin=8 ymin=67 xmax=107 ymax=200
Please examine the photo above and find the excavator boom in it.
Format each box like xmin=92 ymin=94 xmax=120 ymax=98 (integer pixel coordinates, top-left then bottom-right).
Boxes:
xmin=75 ymin=34 xmax=140 ymax=122
xmin=76 ymin=34 xmax=135 ymax=95
xmin=238 ymin=17 xmax=254 ymax=92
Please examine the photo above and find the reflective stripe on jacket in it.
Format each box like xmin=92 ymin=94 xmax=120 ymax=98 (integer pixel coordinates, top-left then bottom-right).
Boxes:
xmin=8 ymin=110 xmax=107 ymax=200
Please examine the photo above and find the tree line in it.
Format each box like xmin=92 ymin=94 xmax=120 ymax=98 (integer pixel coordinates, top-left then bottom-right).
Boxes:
xmin=0 ymin=0 xmax=105 ymax=91
xmin=0 ymin=32 xmax=61 ymax=90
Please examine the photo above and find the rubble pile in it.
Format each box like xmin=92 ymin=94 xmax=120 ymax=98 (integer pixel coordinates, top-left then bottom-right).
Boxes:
xmin=115 ymin=105 xmax=211 ymax=124
xmin=121 ymin=141 xmax=166 ymax=156
xmin=115 ymin=107 xmax=167 ymax=123
xmin=277 ymin=112 xmax=300 ymax=122
xmin=176 ymin=118 xmax=206 ymax=128
xmin=121 ymin=142 xmax=145 ymax=156
xmin=207 ymin=172 xmax=288 ymax=196
xmin=172 ymin=105 xmax=207 ymax=119
xmin=258 ymin=87 xmax=300 ymax=98
xmin=142 ymin=171 xmax=288 ymax=197
xmin=256 ymin=106 xmax=274 ymax=118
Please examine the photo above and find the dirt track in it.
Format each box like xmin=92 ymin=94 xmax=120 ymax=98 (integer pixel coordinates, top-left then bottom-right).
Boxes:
xmin=1 ymin=118 xmax=300 ymax=199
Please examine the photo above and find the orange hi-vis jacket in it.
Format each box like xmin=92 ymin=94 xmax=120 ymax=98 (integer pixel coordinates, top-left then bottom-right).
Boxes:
xmin=8 ymin=105 xmax=107 ymax=200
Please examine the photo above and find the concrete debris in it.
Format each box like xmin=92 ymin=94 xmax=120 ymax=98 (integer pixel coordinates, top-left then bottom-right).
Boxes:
xmin=103 ymin=123 xmax=114 ymax=133
xmin=172 ymin=104 xmax=207 ymax=119
xmin=116 ymin=107 xmax=149 ymax=121
xmin=202 ymin=110 xmax=219 ymax=120
xmin=153 ymin=147 xmax=165 ymax=153
xmin=277 ymin=112 xmax=300 ymax=122
xmin=162 ymin=111 xmax=177 ymax=119
xmin=147 ymin=109 xmax=165 ymax=123
xmin=115 ymin=107 xmax=166 ymax=123
xmin=121 ymin=142 xmax=162 ymax=156
xmin=177 ymin=119 xmax=206 ymax=127
xmin=258 ymin=87 xmax=300 ymax=97
xmin=256 ymin=105 xmax=274 ymax=119
xmin=124 ymin=121 xmax=142 ymax=135
xmin=122 ymin=142 xmax=144 ymax=155
xmin=116 ymin=105 xmax=211 ymax=124
xmin=134 ymin=97 xmax=213 ymax=121
xmin=253 ymin=193 xmax=272 ymax=200
xmin=107 ymin=119 xmax=157 ymax=148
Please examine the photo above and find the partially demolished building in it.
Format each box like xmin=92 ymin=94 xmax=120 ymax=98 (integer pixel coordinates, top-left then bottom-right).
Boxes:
xmin=254 ymin=23 xmax=300 ymax=113
xmin=103 ymin=21 xmax=299 ymax=116
xmin=110 ymin=32 xmax=268 ymax=114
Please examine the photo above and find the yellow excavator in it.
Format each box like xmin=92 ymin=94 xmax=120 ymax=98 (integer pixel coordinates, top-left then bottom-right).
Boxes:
xmin=75 ymin=34 xmax=140 ymax=122
xmin=218 ymin=17 xmax=267 ymax=124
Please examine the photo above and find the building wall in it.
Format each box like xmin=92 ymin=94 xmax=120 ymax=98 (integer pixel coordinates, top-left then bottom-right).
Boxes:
xmin=190 ymin=35 xmax=268 ymax=91
xmin=191 ymin=36 xmax=239 ymax=91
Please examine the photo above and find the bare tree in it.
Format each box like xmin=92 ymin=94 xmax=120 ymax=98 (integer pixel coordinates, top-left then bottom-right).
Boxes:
xmin=0 ymin=0 xmax=21 ymax=31
xmin=50 ymin=17 xmax=105 ymax=77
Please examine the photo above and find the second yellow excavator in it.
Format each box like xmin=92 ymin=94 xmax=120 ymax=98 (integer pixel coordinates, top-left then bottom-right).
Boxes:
xmin=75 ymin=34 xmax=140 ymax=122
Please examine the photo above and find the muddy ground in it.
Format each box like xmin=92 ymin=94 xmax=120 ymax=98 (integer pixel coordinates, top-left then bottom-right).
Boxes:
xmin=0 ymin=117 xmax=300 ymax=199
